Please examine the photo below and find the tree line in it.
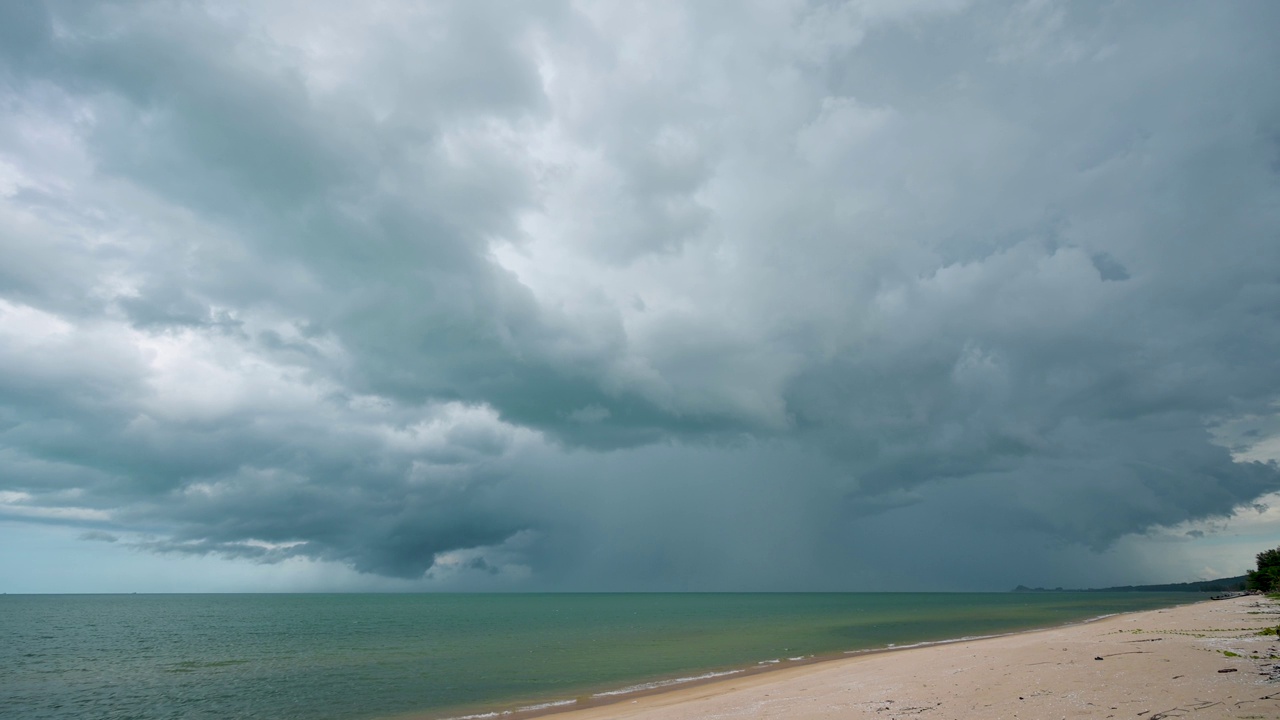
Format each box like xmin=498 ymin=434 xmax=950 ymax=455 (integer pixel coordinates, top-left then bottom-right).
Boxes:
xmin=1248 ymin=546 xmax=1280 ymax=592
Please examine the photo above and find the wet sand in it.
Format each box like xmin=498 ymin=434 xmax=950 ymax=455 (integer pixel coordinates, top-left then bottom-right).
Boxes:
xmin=540 ymin=595 xmax=1280 ymax=720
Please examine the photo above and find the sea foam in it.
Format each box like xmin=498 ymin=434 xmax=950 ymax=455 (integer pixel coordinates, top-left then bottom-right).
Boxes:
xmin=591 ymin=669 xmax=744 ymax=697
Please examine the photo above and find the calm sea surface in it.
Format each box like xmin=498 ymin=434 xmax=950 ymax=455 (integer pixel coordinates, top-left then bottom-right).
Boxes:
xmin=1 ymin=592 xmax=1200 ymax=720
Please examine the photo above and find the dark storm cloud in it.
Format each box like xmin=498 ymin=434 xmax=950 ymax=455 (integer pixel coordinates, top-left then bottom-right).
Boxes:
xmin=1 ymin=0 xmax=1279 ymax=589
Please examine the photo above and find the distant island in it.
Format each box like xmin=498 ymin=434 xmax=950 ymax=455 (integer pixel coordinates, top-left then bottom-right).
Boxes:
xmin=1012 ymin=575 xmax=1247 ymax=593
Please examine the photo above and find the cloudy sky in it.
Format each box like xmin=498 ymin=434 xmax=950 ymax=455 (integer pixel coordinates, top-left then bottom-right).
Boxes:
xmin=2 ymin=0 xmax=1279 ymax=593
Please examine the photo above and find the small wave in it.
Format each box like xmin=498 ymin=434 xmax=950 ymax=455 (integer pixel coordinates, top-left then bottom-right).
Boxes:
xmin=518 ymin=700 xmax=578 ymax=712
xmin=592 ymin=669 xmax=744 ymax=698
xmin=441 ymin=671 xmax=743 ymax=719
xmin=842 ymin=634 xmax=1005 ymax=655
xmin=442 ymin=699 xmax=576 ymax=720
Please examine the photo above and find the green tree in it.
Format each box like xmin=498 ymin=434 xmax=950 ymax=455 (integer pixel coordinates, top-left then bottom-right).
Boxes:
xmin=1247 ymin=546 xmax=1280 ymax=592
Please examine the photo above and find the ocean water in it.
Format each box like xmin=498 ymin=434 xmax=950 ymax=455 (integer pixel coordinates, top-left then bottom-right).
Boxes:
xmin=1 ymin=592 xmax=1199 ymax=720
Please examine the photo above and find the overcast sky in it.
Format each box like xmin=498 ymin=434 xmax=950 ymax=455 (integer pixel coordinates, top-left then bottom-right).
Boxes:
xmin=2 ymin=0 xmax=1279 ymax=593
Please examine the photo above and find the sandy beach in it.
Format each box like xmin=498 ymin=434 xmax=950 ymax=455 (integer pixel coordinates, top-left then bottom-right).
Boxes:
xmin=541 ymin=595 xmax=1280 ymax=720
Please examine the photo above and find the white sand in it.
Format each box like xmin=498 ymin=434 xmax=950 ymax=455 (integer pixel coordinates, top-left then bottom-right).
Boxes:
xmin=540 ymin=596 xmax=1280 ymax=720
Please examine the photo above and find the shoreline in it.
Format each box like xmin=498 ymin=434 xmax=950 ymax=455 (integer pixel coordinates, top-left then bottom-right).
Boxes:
xmin=433 ymin=595 xmax=1279 ymax=720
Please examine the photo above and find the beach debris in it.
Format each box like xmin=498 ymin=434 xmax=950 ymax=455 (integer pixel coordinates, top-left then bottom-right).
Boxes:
xmin=1149 ymin=701 xmax=1224 ymax=719
xmin=1218 ymin=668 xmax=1238 ymax=673
xmin=1095 ymin=650 xmax=1152 ymax=658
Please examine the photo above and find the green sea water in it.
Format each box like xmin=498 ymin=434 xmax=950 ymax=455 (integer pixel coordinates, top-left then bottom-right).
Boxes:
xmin=1 ymin=592 xmax=1200 ymax=720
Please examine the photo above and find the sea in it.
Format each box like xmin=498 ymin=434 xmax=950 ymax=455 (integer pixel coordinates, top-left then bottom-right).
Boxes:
xmin=1 ymin=592 xmax=1200 ymax=720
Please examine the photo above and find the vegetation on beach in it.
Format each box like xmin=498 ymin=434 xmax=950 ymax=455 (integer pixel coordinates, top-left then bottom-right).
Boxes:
xmin=1247 ymin=546 xmax=1280 ymax=592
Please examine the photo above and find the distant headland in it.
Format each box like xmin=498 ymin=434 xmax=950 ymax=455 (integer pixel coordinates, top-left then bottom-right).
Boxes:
xmin=1011 ymin=575 xmax=1247 ymax=593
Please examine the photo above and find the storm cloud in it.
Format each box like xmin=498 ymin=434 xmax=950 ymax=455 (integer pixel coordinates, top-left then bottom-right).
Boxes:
xmin=2 ymin=0 xmax=1279 ymax=591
